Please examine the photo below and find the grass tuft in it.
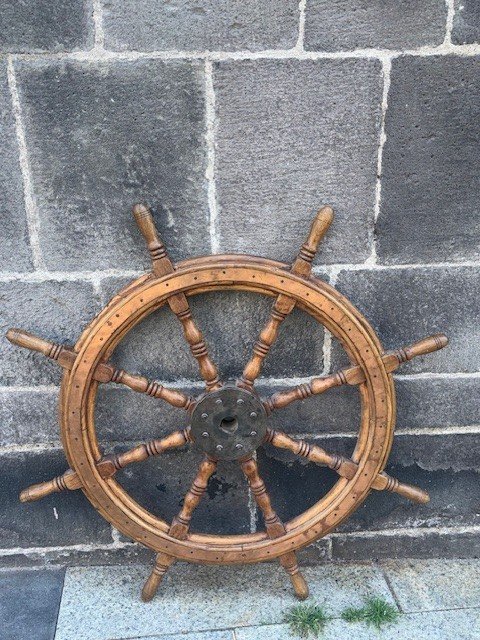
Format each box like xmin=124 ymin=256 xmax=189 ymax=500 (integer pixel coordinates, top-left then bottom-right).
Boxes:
xmin=341 ymin=597 xmax=399 ymax=629
xmin=284 ymin=604 xmax=329 ymax=637
xmin=341 ymin=606 xmax=365 ymax=623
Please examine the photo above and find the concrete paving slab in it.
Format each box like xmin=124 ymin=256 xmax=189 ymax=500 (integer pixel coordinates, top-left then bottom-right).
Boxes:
xmin=235 ymin=609 xmax=480 ymax=639
xmin=382 ymin=559 xmax=480 ymax=612
xmin=122 ymin=633 xmax=233 ymax=640
xmin=0 ymin=568 xmax=65 ymax=640
xmin=54 ymin=562 xmax=393 ymax=640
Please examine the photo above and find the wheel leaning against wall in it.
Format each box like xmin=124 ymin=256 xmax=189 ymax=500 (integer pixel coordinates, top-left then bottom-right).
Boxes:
xmin=7 ymin=203 xmax=448 ymax=601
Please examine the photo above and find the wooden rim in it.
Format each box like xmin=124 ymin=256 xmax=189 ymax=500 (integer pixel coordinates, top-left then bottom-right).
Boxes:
xmin=61 ymin=256 xmax=394 ymax=564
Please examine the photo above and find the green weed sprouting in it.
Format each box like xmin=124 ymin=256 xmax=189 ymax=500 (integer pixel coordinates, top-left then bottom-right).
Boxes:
xmin=284 ymin=603 xmax=329 ymax=637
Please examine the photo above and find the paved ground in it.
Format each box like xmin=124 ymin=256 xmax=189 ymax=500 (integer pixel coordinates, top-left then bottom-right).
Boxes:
xmin=1 ymin=559 xmax=479 ymax=639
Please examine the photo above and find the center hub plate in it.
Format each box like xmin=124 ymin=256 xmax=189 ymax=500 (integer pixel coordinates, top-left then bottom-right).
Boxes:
xmin=190 ymin=384 xmax=268 ymax=460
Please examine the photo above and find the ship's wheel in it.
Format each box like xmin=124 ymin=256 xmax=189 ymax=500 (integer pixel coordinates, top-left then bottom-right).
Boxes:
xmin=7 ymin=204 xmax=448 ymax=601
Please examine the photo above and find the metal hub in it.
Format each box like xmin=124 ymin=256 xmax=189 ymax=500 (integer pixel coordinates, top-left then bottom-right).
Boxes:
xmin=190 ymin=384 xmax=268 ymax=460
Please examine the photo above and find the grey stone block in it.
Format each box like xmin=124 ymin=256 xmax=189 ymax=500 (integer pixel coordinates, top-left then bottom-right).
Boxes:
xmin=394 ymin=377 xmax=480 ymax=429
xmin=304 ymin=0 xmax=446 ymax=51
xmin=383 ymin=559 xmax=480 ymax=612
xmin=214 ymin=59 xmax=383 ymax=264
xmin=0 ymin=568 xmax=65 ymax=640
xmin=0 ymin=60 xmax=32 ymax=271
xmin=256 ymin=446 xmax=338 ymax=528
xmin=102 ymin=0 xmax=299 ymax=52
xmin=0 ymin=1 xmax=92 ymax=53
xmin=15 ymin=59 xmax=210 ymax=270
xmin=0 ymin=543 xmax=152 ymax=568
xmin=55 ymin=563 xmax=394 ymax=639
xmin=332 ymin=267 xmax=479 ymax=373
xmin=260 ymin=376 xmax=480 ymax=435
xmin=332 ymin=529 xmax=480 ymax=561
xmin=100 ymin=281 xmax=324 ymax=382
xmin=0 ymin=280 xmax=99 ymax=386
xmin=453 ymin=0 xmax=480 ymax=44
xmin=257 ymin=431 xmax=480 ymax=534
xmin=136 ymin=633 xmax=232 ymax=640
xmin=378 ymin=56 xmax=480 ymax=264
xmin=96 ymin=387 xmax=194 ymax=442
xmin=258 ymin=382 xmax=361 ymax=435
xmin=0 ymin=389 xmax=59 ymax=446
xmin=113 ymin=445 xmax=251 ymax=535
xmin=0 ymin=450 xmax=112 ymax=548
xmin=236 ymin=611 xmax=480 ymax=640
xmin=339 ymin=464 xmax=480 ymax=533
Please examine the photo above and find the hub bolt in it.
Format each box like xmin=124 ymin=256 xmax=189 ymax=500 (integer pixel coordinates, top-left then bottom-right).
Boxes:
xmin=237 ymin=398 xmax=244 ymax=405
xmin=216 ymin=444 xmax=224 ymax=452
xmin=215 ymin=398 xmax=223 ymax=405
xmin=250 ymin=411 xmax=257 ymax=419
xmin=201 ymin=413 xmax=208 ymax=420
xmin=201 ymin=432 xmax=209 ymax=438
xmin=235 ymin=443 xmax=243 ymax=450
xmin=250 ymin=430 xmax=257 ymax=437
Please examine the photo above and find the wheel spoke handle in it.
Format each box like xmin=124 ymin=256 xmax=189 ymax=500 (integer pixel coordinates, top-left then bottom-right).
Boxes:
xmin=264 ymin=333 xmax=448 ymax=413
xmin=6 ymin=328 xmax=195 ymax=412
xmin=266 ymin=429 xmax=430 ymax=504
xmin=142 ymin=455 xmax=217 ymax=602
xmin=240 ymin=457 xmax=309 ymax=600
xmin=133 ymin=203 xmax=220 ymax=391
xmin=19 ymin=428 xmax=192 ymax=503
xmin=168 ymin=456 xmax=217 ymax=540
xmin=238 ymin=206 xmax=333 ymax=389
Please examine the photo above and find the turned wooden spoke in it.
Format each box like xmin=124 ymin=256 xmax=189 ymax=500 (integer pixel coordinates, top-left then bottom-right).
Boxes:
xmin=264 ymin=334 xmax=449 ymax=413
xmin=239 ymin=206 xmax=333 ymax=389
xmin=266 ymin=429 xmax=430 ymax=504
xmin=142 ymin=456 xmax=217 ymax=602
xmin=133 ymin=203 xmax=220 ymax=391
xmin=19 ymin=428 xmax=192 ymax=503
xmin=169 ymin=456 xmax=217 ymax=539
xmin=240 ymin=457 xmax=309 ymax=600
xmin=6 ymin=329 xmax=195 ymax=412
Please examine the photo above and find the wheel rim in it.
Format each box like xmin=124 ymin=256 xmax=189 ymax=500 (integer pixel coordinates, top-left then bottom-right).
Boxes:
xmin=62 ymin=256 xmax=394 ymax=564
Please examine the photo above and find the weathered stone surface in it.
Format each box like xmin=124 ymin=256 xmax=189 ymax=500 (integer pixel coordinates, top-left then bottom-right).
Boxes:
xmin=236 ymin=612 xmax=480 ymax=640
xmin=378 ymin=57 xmax=480 ymax=263
xmin=332 ymin=529 xmax=480 ymax=561
xmin=0 ymin=450 xmax=112 ymax=548
xmin=55 ymin=563 xmax=394 ymax=640
xmin=339 ymin=464 xmax=480 ymax=533
xmin=114 ymin=446 xmax=251 ymax=535
xmin=258 ymin=431 xmax=480 ymax=533
xmin=382 ymin=559 xmax=480 ymax=612
xmin=332 ymin=267 xmax=479 ymax=373
xmin=214 ymin=59 xmax=382 ymax=264
xmin=0 ymin=280 xmax=98 ymax=386
xmin=0 ymin=1 xmax=91 ymax=53
xmin=100 ymin=281 xmax=324 ymax=382
xmin=96 ymin=387 xmax=194 ymax=442
xmin=0 ymin=543 xmax=152 ymax=568
xmin=304 ymin=0 xmax=446 ymax=51
xmin=0 ymin=389 xmax=59 ymax=446
xmin=102 ymin=0 xmax=299 ymax=52
xmin=0 ymin=60 xmax=32 ymax=271
xmin=261 ymin=375 xmax=480 ymax=435
xmin=452 ymin=0 xmax=480 ymax=44
xmin=258 ymin=383 xmax=360 ymax=435
xmin=15 ymin=59 xmax=210 ymax=270
xmin=0 ymin=568 xmax=65 ymax=640
xmin=394 ymin=377 xmax=480 ymax=429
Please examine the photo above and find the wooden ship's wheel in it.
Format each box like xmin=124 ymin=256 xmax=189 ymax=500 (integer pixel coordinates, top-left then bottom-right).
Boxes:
xmin=7 ymin=204 xmax=448 ymax=602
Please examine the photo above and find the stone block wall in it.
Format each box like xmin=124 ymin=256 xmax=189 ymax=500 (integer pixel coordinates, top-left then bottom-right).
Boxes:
xmin=1 ymin=0 xmax=479 ymax=567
